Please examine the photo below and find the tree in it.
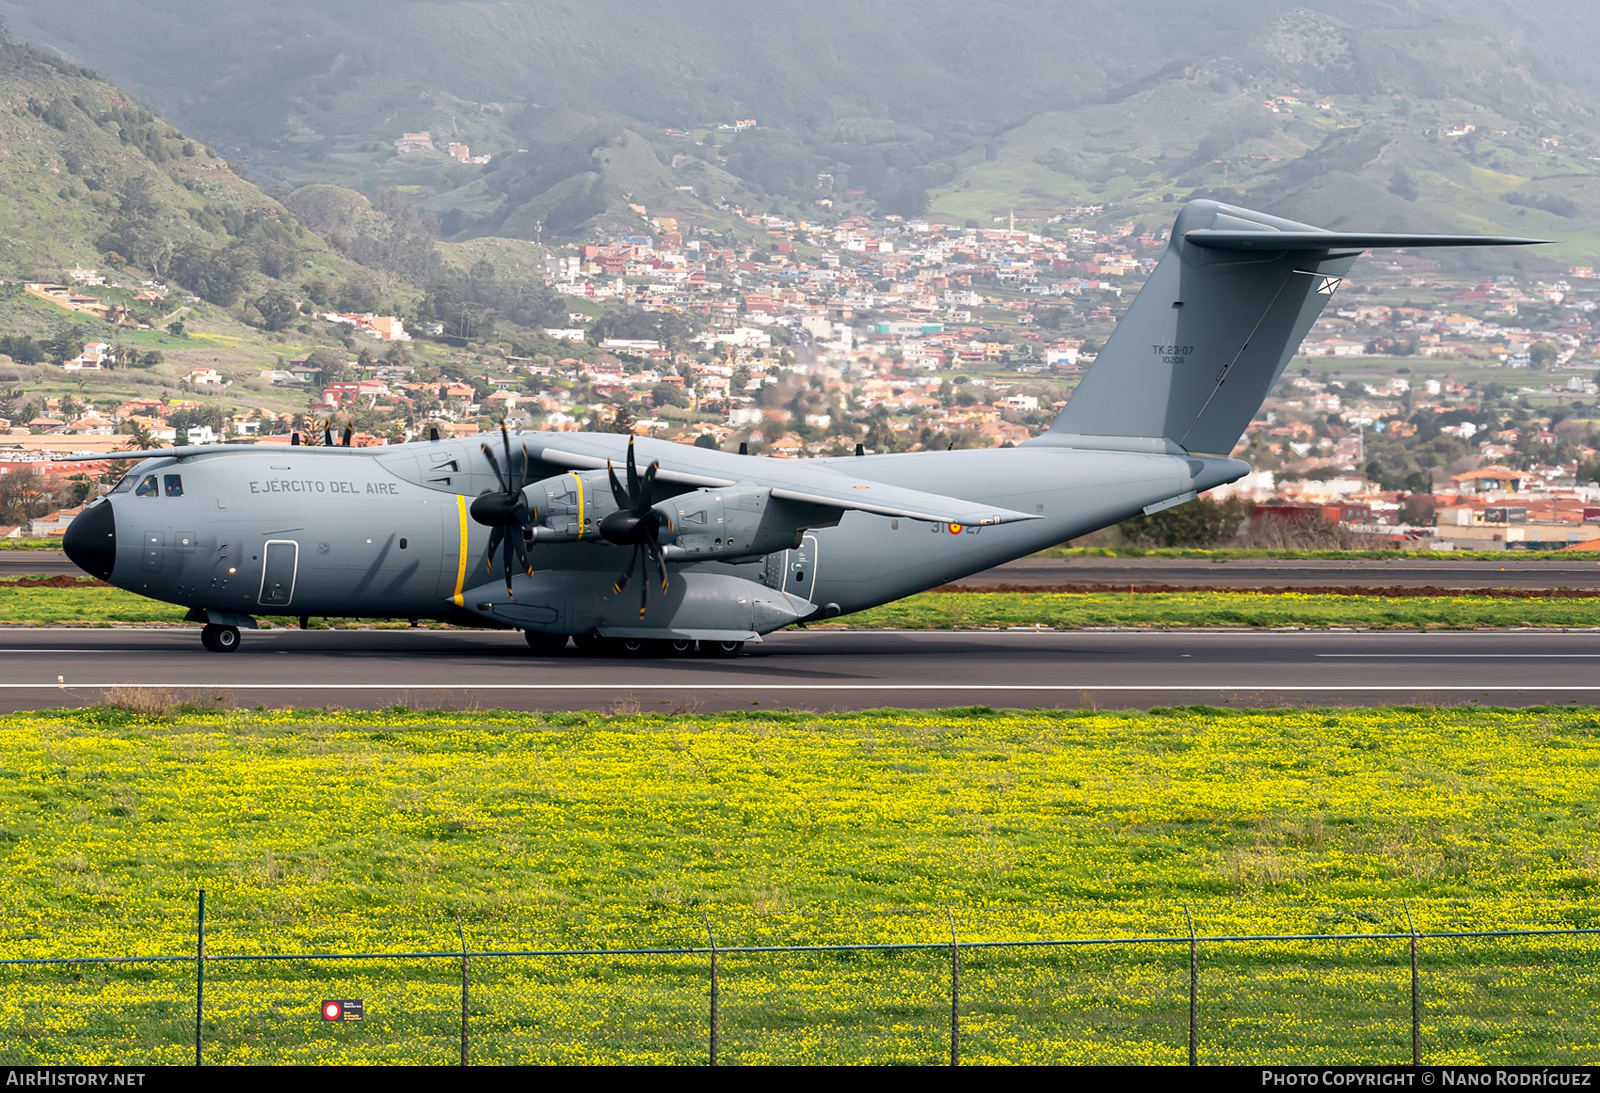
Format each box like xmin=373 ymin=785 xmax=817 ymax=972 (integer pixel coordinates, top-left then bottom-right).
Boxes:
xmin=118 ymin=420 xmax=165 ymax=450
xmin=99 ymin=176 xmax=175 ymax=279
xmin=0 ymin=335 xmax=43 ymax=365
xmin=305 ymin=346 xmax=349 ymax=385
xmin=650 ymin=382 xmax=689 ymax=409
xmin=1117 ymin=496 xmax=1247 ymax=548
xmin=46 ymin=323 xmax=87 ymax=365
xmin=693 ymin=433 xmax=718 ymax=449
xmin=253 ymin=287 xmax=299 ymax=332
xmin=609 ymin=400 xmax=636 ymax=434
xmin=0 ymin=466 xmax=46 ymax=523
xmin=173 ymin=245 xmax=250 ymax=307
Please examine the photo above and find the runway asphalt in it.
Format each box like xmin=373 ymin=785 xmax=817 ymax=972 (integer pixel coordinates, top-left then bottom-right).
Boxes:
xmin=11 ymin=549 xmax=1600 ymax=588
xmin=945 ymin=555 xmax=1600 ymax=589
xmin=6 ymin=626 xmax=1600 ymax=713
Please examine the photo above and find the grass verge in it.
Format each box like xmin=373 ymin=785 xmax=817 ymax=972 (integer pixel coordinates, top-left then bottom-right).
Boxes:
xmin=0 ymin=704 xmax=1598 ymax=1063
xmin=1036 ymin=546 xmax=1600 ymax=561
xmin=836 ymin=591 xmax=1600 ymax=629
xmin=7 ymin=584 xmax=1600 ymax=629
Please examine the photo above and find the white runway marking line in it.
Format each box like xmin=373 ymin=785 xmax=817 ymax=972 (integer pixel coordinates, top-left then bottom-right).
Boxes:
xmin=1316 ymin=654 xmax=1600 ymax=659
xmin=12 ymin=683 xmax=1600 ymax=692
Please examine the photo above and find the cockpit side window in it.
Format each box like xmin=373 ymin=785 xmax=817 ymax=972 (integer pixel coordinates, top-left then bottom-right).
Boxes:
xmin=163 ymin=474 xmax=184 ymax=497
xmin=111 ymin=473 xmax=139 ymax=494
xmin=134 ymin=475 xmax=159 ymax=497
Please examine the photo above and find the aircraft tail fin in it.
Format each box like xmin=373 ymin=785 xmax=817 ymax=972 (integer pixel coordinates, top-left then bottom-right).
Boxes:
xmin=1032 ymin=200 xmax=1543 ymax=456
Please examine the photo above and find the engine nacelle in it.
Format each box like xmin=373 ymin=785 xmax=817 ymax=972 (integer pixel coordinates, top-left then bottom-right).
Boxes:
xmin=520 ymin=469 xmax=623 ymax=543
xmin=517 ymin=476 xmax=841 ymax=561
xmin=657 ymin=486 xmax=840 ymax=562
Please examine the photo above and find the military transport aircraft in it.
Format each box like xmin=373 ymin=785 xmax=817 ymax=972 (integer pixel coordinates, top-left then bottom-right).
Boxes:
xmin=61 ymin=200 xmax=1541 ymax=654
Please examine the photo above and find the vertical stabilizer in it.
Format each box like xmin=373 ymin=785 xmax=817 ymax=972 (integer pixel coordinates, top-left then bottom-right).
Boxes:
xmin=1036 ymin=200 xmax=1358 ymax=455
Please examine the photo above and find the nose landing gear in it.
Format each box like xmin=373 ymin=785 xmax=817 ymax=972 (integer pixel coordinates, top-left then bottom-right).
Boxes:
xmin=200 ymin=623 xmax=241 ymax=652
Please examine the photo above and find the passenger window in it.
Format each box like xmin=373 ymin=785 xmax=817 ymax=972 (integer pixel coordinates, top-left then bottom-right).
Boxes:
xmin=111 ymin=473 xmax=138 ymax=494
xmin=164 ymin=474 xmax=184 ymax=498
xmin=134 ymin=475 xmax=159 ymax=497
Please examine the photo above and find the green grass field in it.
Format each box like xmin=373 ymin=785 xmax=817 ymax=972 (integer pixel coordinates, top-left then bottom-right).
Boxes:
xmin=1 ymin=703 xmax=1599 ymax=1064
xmin=6 ymin=582 xmax=1600 ymax=630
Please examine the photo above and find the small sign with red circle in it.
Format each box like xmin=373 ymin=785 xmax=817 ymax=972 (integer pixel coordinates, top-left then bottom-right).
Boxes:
xmin=321 ymin=999 xmax=364 ymax=1021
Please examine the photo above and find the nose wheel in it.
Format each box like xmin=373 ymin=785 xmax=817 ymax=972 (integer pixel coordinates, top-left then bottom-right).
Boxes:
xmin=200 ymin=624 xmax=241 ymax=653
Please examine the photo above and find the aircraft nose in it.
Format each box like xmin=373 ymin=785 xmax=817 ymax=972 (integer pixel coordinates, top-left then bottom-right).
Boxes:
xmin=63 ymin=498 xmax=116 ymax=580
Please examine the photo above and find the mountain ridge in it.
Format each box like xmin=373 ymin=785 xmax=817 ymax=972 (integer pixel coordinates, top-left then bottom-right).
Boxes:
xmin=1 ymin=2 xmax=1598 ymax=257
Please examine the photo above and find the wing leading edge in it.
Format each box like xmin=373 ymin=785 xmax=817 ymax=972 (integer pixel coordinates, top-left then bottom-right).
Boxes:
xmin=531 ymin=441 xmax=1039 ymax=526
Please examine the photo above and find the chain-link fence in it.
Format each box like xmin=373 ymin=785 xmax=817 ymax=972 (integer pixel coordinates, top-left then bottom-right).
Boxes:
xmin=3 ymin=895 xmax=1598 ymax=1065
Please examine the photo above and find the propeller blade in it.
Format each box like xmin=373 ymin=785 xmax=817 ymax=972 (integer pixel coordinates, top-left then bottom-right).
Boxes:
xmin=640 ymin=460 xmax=660 ymax=511
xmin=342 ymin=425 xmax=352 ymax=447
xmin=323 ymin=422 xmax=333 ymax=447
xmin=606 ymin=461 xmax=632 ymax=511
xmin=484 ymin=526 xmax=504 ymax=571
xmin=638 ymin=557 xmax=648 ymax=619
xmin=514 ymin=530 xmax=534 ymax=576
xmin=612 ymin=542 xmax=641 ymax=595
xmin=499 ymin=422 xmax=513 ymax=493
xmin=514 ymin=445 xmax=529 ymax=495
xmin=625 ymin=437 xmax=640 ymax=506
xmin=480 ymin=441 xmax=504 ymax=486
xmin=646 ymin=538 xmax=669 ymax=594
xmin=502 ymin=530 xmax=516 ymax=598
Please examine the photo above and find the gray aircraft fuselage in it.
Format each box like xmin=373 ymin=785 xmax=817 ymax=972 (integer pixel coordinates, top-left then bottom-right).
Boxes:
xmin=67 ymin=435 xmax=1238 ymax=638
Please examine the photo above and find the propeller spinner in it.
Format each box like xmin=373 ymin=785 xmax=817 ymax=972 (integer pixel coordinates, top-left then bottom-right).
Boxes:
xmin=600 ymin=437 xmax=670 ymax=620
xmin=468 ymin=422 xmax=536 ymax=597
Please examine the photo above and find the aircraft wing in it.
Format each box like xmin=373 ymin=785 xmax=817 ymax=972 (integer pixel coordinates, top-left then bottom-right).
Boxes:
xmin=530 ymin=438 xmax=1039 ymax=526
xmin=50 ymin=443 xmax=292 ymax=461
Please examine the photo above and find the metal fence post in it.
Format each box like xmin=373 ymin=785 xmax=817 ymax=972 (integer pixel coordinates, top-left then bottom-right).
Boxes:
xmin=704 ymin=913 xmax=719 ymax=1066
xmin=194 ymin=888 xmax=205 ymax=1067
xmin=458 ymin=923 xmax=469 ymax=1066
xmin=1405 ymin=903 xmax=1419 ymax=1066
xmin=1184 ymin=905 xmax=1197 ymax=1066
xmin=947 ymin=908 xmax=960 ymax=1067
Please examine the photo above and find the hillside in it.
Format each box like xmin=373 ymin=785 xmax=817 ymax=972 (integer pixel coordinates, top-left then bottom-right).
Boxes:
xmin=5 ymin=2 xmax=1600 ymax=251
xmin=0 ymin=37 xmax=395 ymax=317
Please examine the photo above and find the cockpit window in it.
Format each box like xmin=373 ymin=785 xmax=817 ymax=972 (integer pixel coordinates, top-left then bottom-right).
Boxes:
xmin=134 ymin=474 xmax=159 ymax=497
xmin=163 ymin=474 xmax=184 ymax=497
xmin=111 ymin=473 xmax=138 ymax=494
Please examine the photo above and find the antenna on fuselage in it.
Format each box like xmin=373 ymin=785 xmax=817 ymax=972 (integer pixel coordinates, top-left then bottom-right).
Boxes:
xmin=429 ymin=426 xmax=439 ymax=442
xmin=291 ymin=433 xmax=300 ymax=446
xmin=739 ymin=441 xmax=748 ymax=455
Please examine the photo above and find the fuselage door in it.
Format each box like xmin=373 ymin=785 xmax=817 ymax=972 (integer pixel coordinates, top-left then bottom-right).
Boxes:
xmin=258 ymin=539 xmax=299 ymax=607
xmin=782 ymin=533 xmax=819 ymax=602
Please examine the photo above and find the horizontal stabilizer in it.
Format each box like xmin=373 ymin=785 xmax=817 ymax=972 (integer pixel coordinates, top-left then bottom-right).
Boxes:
xmin=1185 ymin=230 xmax=1547 ymax=251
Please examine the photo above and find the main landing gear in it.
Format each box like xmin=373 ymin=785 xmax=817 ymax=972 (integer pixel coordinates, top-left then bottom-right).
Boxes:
xmin=538 ymin=633 xmax=745 ymax=658
xmin=200 ymin=623 xmax=241 ymax=653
